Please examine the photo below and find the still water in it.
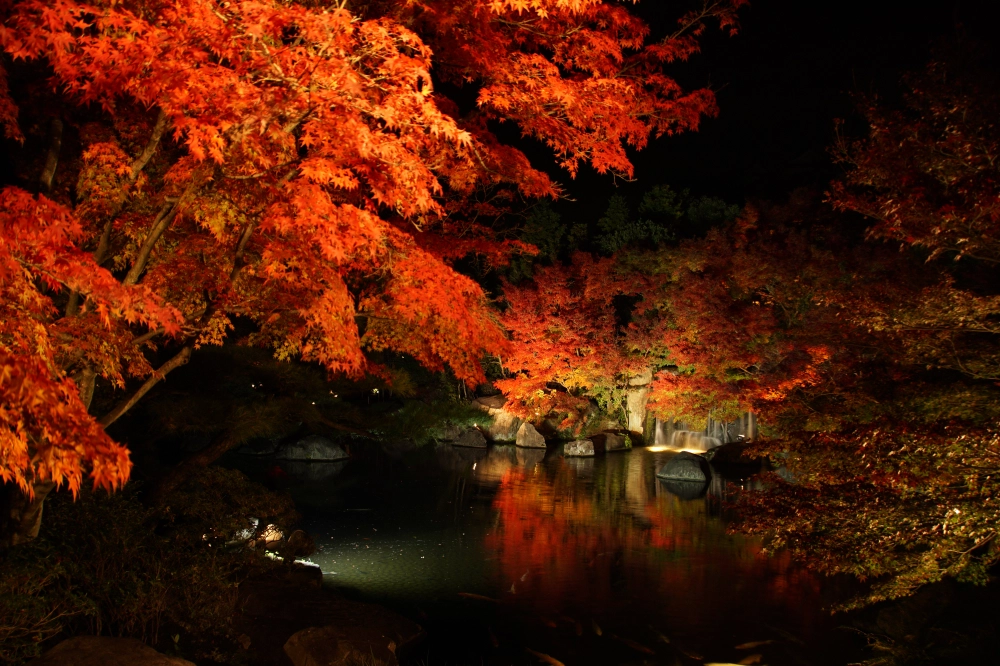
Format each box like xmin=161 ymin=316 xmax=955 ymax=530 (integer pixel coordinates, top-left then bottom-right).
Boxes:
xmin=266 ymin=445 xmax=855 ymax=665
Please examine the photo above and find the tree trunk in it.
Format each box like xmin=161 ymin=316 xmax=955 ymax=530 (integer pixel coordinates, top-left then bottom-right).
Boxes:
xmin=0 ymin=481 xmax=56 ymax=549
xmin=38 ymin=118 xmax=63 ymax=193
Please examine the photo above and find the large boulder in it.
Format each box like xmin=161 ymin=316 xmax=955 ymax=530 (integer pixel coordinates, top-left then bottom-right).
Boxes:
xmin=659 ymin=478 xmax=709 ymax=500
xmin=656 ymin=452 xmax=712 ymax=482
xmin=515 ymin=422 xmax=546 ymax=449
xmin=453 ymin=428 xmax=487 ymax=448
xmin=285 ymin=623 xmax=411 ymax=666
xmin=275 ymin=435 xmax=349 ymax=461
xmin=28 ymin=637 xmax=194 ymax=666
xmin=592 ymin=432 xmax=629 ymax=453
xmin=474 ymin=395 xmax=523 ymax=442
xmin=563 ymin=439 xmax=595 ymax=457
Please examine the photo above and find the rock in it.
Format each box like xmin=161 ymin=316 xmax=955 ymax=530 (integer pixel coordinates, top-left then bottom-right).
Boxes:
xmin=628 ymin=367 xmax=653 ymax=386
xmin=275 ymin=435 xmax=349 ymax=461
xmin=656 ymin=452 xmax=712 ymax=482
xmin=453 ymin=428 xmax=487 ymax=448
xmin=659 ymin=478 xmax=709 ymax=500
xmin=286 ymin=625 xmax=405 ymax=666
xmin=563 ymin=439 xmax=595 ymax=457
xmin=438 ymin=424 xmax=464 ymax=441
xmin=28 ymin=636 xmax=194 ymax=666
xmin=625 ymin=385 xmax=650 ymax=433
xmin=592 ymin=432 xmax=629 ymax=453
xmin=474 ymin=396 xmax=523 ymax=442
xmin=238 ymin=570 xmax=423 ymax=666
xmin=281 ymin=529 xmax=317 ymax=559
xmin=515 ymin=422 xmax=546 ymax=449
xmin=282 ymin=605 xmax=424 ymax=666
xmin=476 ymin=394 xmax=507 ymax=409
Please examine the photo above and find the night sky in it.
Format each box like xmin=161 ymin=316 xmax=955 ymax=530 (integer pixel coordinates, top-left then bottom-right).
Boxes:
xmin=547 ymin=0 xmax=1000 ymax=218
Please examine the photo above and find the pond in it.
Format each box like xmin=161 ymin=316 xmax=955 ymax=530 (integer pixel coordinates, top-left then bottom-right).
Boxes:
xmin=246 ymin=445 xmax=860 ymax=666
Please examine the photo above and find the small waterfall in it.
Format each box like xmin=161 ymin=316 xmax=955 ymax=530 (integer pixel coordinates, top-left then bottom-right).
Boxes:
xmin=650 ymin=412 xmax=757 ymax=451
xmin=670 ymin=430 xmax=722 ymax=453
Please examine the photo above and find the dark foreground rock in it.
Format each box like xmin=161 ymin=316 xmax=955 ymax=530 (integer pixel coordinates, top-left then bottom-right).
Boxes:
xmin=236 ymin=565 xmax=424 ymax=666
xmin=453 ymin=428 xmax=488 ymax=448
xmin=28 ymin=637 xmax=194 ymax=666
xmin=656 ymin=452 xmax=712 ymax=482
xmin=659 ymin=478 xmax=709 ymax=500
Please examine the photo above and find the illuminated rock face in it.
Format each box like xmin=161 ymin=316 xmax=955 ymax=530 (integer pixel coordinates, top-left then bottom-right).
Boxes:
xmin=515 ymin=422 xmax=546 ymax=449
xmin=564 ymin=439 xmax=595 ymax=457
xmin=28 ymin=636 xmax=194 ymax=666
xmin=474 ymin=394 xmax=524 ymax=442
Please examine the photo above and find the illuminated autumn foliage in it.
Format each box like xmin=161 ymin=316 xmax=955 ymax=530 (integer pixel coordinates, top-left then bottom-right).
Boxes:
xmin=497 ymin=52 xmax=1000 ymax=605
xmin=0 ymin=0 xmax=744 ymax=502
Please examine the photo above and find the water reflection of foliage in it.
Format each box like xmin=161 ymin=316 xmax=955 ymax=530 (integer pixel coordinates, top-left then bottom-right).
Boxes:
xmin=486 ymin=459 xmax=822 ymax=630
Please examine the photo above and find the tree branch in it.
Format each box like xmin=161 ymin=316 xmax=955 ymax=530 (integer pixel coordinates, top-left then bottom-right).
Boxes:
xmin=130 ymin=109 xmax=169 ymax=180
xmin=123 ymin=201 xmax=179 ymax=285
xmin=99 ymin=346 xmax=192 ymax=428
xmin=38 ymin=118 xmax=63 ymax=194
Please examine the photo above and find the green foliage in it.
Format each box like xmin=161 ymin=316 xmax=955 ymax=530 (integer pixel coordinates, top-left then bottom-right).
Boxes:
xmin=595 ymin=194 xmax=657 ymax=254
xmin=508 ymin=202 xmax=586 ymax=282
xmin=685 ymin=195 xmax=741 ymax=237
xmin=370 ymin=399 xmax=493 ymax=446
xmin=0 ymin=469 xmax=291 ymax=665
xmin=593 ymin=186 xmax=740 ymax=254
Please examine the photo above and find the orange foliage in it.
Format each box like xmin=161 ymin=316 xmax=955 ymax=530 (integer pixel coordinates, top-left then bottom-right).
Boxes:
xmin=0 ymin=0 xmax=741 ymax=493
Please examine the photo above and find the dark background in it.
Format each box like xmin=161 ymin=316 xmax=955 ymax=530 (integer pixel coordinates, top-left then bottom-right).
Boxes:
xmin=538 ymin=0 xmax=1000 ymax=218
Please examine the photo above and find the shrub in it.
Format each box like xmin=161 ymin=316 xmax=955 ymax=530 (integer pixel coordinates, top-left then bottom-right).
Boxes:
xmin=0 ymin=467 xmax=294 ymax=664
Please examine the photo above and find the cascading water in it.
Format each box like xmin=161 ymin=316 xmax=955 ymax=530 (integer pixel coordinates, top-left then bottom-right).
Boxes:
xmin=651 ymin=412 xmax=757 ymax=452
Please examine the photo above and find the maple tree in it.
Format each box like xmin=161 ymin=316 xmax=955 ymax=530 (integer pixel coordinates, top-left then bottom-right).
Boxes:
xmin=496 ymin=50 xmax=1000 ymax=607
xmin=0 ymin=0 xmax=745 ymax=539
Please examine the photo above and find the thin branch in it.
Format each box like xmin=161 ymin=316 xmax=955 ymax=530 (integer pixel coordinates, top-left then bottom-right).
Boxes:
xmin=99 ymin=346 xmax=192 ymax=429
xmin=123 ymin=201 xmax=180 ymax=286
xmin=130 ymin=109 xmax=169 ymax=180
xmin=132 ymin=327 xmax=165 ymax=346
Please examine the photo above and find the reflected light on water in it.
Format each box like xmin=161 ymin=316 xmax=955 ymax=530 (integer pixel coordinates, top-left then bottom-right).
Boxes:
xmin=646 ymin=445 xmax=712 ymax=454
xmin=294 ymin=446 xmax=843 ymax=666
